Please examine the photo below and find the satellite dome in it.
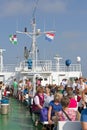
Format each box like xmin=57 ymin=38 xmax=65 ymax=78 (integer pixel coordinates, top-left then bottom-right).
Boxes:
xmin=77 ymin=56 xmax=81 ymax=62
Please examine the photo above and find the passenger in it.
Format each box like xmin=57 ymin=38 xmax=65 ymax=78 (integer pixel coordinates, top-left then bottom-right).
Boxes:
xmin=32 ymin=86 xmax=44 ymax=126
xmin=63 ymin=85 xmax=73 ymax=96
xmin=32 ymin=86 xmax=44 ymax=112
xmin=81 ymin=108 xmax=87 ymax=130
xmin=5 ymin=85 xmax=10 ymax=97
xmin=76 ymin=77 xmax=87 ymax=113
xmin=80 ymin=87 xmax=87 ymax=130
xmin=22 ymin=85 xmax=28 ymax=103
xmin=23 ymin=79 xmax=32 ymax=105
xmin=56 ymin=85 xmax=64 ymax=94
xmin=48 ymin=92 xmax=63 ymax=124
xmin=10 ymin=85 xmax=14 ymax=96
xmin=1 ymin=83 xmax=6 ymax=97
xmin=67 ymin=91 xmax=77 ymax=109
xmin=28 ymin=85 xmax=33 ymax=113
xmin=51 ymin=84 xmax=57 ymax=95
xmin=0 ymin=81 xmax=3 ymax=100
xmin=61 ymin=79 xmax=68 ymax=90
xmin=18 ymin=80 xmax=23 ymax=101
xmin=36 ymin=78 xmax=41 ymax=87
xmin=13 ymin=78 xmax=18 ymax=98
xmin=72 ymin=78 xmax=79 ymax=94
xmin=76 ymin=77 xmax=87 ymax=102
xmin=84 ymin=78 xmax=87 ymax=85
xmin=82 ymin=87 xmax=87 ymax=108
xmin=1 ymin=83 xmax=6 ymax=93
xmin=26 ymin=79 xmax=32 ymax=87
xmin=43 ymin=86 xmax=54 ymax=108
xmin=56 ymin=96 xmax=79 ymax=121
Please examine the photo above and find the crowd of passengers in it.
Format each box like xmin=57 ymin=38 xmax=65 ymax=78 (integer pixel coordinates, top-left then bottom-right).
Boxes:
xmin=12 ymin=77 xmax=87 ymax=118
xmin=1 ymin=76 xmax=87 ymax=129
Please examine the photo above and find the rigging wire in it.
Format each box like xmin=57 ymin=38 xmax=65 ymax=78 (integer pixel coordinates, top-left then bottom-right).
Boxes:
xmin=32 ymin=0 xmax=39 ymax=19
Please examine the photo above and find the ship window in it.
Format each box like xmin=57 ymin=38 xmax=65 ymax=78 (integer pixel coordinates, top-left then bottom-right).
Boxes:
xmin=69 ymin=77 xmax=78 ymax=82
xmin=44 ymin=78 xmax=47 ymax=81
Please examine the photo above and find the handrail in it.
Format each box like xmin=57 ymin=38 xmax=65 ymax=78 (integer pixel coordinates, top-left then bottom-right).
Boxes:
xmin=0 ymin=60 xmax=81 ymax=73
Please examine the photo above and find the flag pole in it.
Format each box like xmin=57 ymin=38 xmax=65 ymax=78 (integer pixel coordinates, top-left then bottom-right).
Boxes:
xmin=16 ymin=17 xmax=55 ymax=71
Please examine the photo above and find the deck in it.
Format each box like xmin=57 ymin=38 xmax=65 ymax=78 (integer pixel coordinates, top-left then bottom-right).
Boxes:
xmin=0 ymin=98 xmax=82 ymax=130
xmin=0 ymin=98 xmax=42 ymax=130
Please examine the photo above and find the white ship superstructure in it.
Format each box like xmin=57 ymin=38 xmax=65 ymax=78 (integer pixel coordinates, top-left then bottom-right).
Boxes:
xmin=0 ymin=18 xmax=82 ymax=94
xmin=15 ymin=18 xmax=82 ymax=95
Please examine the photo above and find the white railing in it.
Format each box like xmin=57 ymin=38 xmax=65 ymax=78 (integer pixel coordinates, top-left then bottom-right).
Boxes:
xmin=15 ymin=60 xmax=82 ymax=73
xmin=1 ymin=60 xmax=81 ymax=73
xmin=2 ymin=64 xmax=16 ymax=72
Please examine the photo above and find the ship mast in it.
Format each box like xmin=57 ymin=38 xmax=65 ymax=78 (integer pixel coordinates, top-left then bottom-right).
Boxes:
xmin=16 ymin=0 xmax=55 ymax=72
xmin=16 ymin=17 xmax=55 ymax=96
xmin=32 ymin=18 xmax=37 ymax=71
xmin=16 ymin=18 xmax=37 ymax=71
xmin=16 ymin=18 xmax=55 ymax=71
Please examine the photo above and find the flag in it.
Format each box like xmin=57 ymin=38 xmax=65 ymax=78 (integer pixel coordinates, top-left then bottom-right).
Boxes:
xmin=45 ymin=32 xmax=55 ymax=41
xmin=9 ymin=34 xmax=18 ymax=45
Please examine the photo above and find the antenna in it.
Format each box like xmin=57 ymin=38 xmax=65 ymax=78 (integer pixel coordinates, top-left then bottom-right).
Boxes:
xmin=32 ymin=0 xmax=39 ymax=19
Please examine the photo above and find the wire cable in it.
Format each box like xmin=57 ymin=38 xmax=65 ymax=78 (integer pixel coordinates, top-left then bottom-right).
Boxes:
xmin=32 ymin=0 xmax=39 ymax=19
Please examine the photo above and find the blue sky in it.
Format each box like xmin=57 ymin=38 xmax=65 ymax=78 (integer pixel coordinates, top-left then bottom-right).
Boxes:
xmin=0 ymin=0 xmax=87 ymax=76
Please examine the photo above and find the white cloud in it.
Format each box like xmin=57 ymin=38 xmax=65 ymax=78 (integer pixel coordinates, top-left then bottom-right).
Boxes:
xmin=0 ymin=1 xmax=33 ymax=17
xmin=0 ymin=0 xmax=69 ymax=17
xmin=0 ymin=0 xmax=87 ymax=17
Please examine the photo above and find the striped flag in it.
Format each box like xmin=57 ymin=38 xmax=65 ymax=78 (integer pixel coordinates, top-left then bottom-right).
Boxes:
xmin=9 ymin=34 xmax=18 ymax=45
xmin=45 ymin=32 xmax=55 ymax=41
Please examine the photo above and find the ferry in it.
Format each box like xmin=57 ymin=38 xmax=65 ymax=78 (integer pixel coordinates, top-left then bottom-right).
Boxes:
xmin=0 ymin=16 xmax=82 ymax=91
xmin=0 ymin=8 xmax=82 ymax=130
xmin=14 ymin=17 xmax=82 ymax=95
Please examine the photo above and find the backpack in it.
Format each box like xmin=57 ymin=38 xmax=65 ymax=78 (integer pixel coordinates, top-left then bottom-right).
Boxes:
xmin=40 ymin=107 xmax=48 ymax=122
